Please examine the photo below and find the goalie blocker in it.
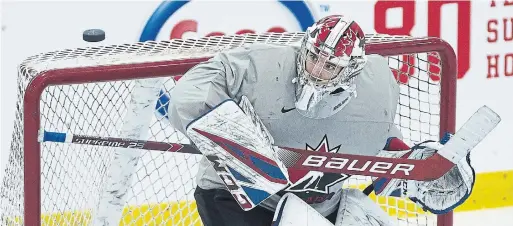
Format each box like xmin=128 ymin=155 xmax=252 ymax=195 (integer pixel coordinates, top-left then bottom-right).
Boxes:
xmin=187 ymin=97 xmax=340 ymax=225
xmin=186 ymin=97 xmax=290 ymax=211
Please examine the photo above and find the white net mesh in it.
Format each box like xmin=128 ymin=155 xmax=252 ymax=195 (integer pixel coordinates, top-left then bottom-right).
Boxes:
xmin=0 ymin=32 xmax=454 ymax=226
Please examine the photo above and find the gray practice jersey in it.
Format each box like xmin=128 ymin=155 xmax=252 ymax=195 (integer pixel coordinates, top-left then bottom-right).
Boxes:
xmin=168 ymin=43 xmax=401 ymax=216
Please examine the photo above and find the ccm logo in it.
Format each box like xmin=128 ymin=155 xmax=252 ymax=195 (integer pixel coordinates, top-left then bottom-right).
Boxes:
xmin=302 ymin=155 xmax=414 ymax=175
xmin=207 ymin=155 xmax=253 ymax=209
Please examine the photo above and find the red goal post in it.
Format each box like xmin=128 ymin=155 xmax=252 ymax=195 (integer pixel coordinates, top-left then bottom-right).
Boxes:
xmin=0 ymin=32 xmax=456 ymax=226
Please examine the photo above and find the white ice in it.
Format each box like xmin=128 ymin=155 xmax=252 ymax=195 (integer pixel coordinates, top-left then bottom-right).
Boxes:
xmin=454 ymin=207 xmax=513 ymax=226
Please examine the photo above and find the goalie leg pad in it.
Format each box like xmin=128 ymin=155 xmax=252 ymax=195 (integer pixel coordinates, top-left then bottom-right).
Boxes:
xmin=186 ymin=99 xmax=289 ymax=211
xmin=335 ymin=189 xmax=395 ymax=226
xmin=272 ymin=193 xmax=334 ymax=226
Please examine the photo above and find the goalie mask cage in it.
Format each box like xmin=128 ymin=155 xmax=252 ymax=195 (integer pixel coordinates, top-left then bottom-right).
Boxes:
xmin=0 ymin=32 xmax=456 ymax=226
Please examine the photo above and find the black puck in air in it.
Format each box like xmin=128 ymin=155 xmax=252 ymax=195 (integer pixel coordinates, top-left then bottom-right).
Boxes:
xmin=83 ymin=29 xmax=105 ymax=42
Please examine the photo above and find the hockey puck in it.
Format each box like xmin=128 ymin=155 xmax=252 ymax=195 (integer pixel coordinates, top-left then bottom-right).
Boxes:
xmin=83 ymin=29 xmax=105 ymax=42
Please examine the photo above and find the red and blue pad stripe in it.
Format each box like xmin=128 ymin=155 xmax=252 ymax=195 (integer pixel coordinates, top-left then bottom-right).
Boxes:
xmin=195 ymin=128 xmax=288 ymax=210
xmin=193 ymin=128 xmax=288 ymax=184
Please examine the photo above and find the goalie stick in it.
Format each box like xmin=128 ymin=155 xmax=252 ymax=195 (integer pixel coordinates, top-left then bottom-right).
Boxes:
xmin=39 ymin=105 xmax=500 ymax=181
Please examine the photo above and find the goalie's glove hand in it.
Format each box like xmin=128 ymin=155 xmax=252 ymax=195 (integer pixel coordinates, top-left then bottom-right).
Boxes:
xmin=407 ymin=136 xmax=476 ymax=214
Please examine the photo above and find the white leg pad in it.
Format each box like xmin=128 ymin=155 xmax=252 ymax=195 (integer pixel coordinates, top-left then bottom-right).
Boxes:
xmin=335 ymin=189 xmax=395 ymax=226
xmin=272 ymin=193 xmax=334 ymax=226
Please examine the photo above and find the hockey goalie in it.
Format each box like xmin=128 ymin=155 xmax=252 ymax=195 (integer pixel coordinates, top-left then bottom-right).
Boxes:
xmin=168 ymin=15 xmax=476 ymax=226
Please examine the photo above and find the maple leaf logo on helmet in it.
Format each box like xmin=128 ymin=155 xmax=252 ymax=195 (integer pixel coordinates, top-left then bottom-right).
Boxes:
xmin=336 ymin=22 xmax=365 ymax=57
xmin=314 ymin=16 xmax=342 ymax=49
xmin=308 ymin=15 xmax=365 ymax=58
xmin=294 ymin=15 xmax=368 ymax=119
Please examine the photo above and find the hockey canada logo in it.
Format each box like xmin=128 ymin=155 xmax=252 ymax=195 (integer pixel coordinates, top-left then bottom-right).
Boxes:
xmin=283 ymin=136 xmax=350 ymax=204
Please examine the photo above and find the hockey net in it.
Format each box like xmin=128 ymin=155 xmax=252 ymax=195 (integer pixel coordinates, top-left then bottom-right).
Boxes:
xmin=0 ymin=32 xmax=456 ymax=226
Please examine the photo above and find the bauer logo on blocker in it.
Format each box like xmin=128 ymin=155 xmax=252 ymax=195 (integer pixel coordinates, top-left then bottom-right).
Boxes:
xmin=139 ymin=0 xmax=315 ymax=41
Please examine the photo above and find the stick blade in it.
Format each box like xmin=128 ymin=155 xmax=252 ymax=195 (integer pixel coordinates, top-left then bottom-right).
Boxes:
xmin=438 ymin=105 xmax=501 ymax=163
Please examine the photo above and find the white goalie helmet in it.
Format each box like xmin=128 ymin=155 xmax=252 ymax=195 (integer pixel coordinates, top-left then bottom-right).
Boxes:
xmin=294 ymin=15 xmax=367 ymax=119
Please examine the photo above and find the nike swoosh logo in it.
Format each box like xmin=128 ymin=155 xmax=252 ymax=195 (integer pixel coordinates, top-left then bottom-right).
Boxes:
xmin=281 ymin=107 xmax=296 ymax=113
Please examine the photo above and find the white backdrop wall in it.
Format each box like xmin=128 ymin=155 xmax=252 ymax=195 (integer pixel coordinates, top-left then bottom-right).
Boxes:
xmin=1 ymin=0 xmax=512 ymax=197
